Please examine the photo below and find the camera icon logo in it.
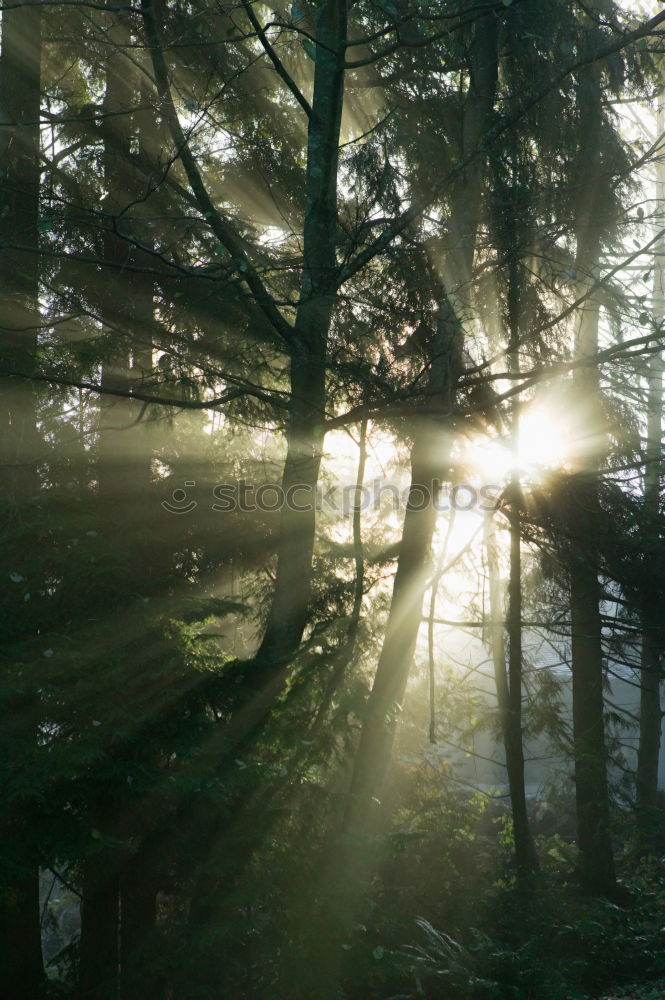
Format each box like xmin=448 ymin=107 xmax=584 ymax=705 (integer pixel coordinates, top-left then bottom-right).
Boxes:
xmin=161 ymin=481 xmax=197 ymax=514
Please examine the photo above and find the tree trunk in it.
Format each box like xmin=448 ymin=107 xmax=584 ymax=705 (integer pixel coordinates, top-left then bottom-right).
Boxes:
xmin=209 ymin=0 xmax=350 ymax=772
xmin=0 ymin=0 xmax=43 ymax=490
xmin=636 ymin=100 xmax=665 ymax=850
xmin=141 ymin=0 xmax=347 ymax=746
xmin=78 ymin=29 xmax=137 ymax=999
xmin=637 ymin=597 xmax=662 ymax=849
xmin=565 ymin=55 xmax=617 ymax=896
xmin=310 ymin=418 xmax=368 ymax=733
xmin=256 ymin=0 xmax=348 ymax=666
xmin=120 ymin=853 xmax=160 ymax=1000
xmin=342 ymin=0 xmax=498 ymax=844
xmin=96 ymin=18 xmax=137 ymax=504
xmin=79 ymin=869 xmax=120 ymax=1000
xmin=299 ymin=16 xmax=499 ymax=993
xmin=506 ymin=489 xmax=538 ymax=873
xmin=344 ymin=397 xmax=455 ymax=834
xmin=497 ymin=102 xmax=539 ymax=872
xmin=485 ymin=509 xmax=538 ymax=876
xmin=0 ymin=3 xmax=45 ymax=995
xmin=569 ymin=293 xmax=616 ymax=895
xmin=296 ymin=303 xmax=458 ymax=1000
xmin=569 ymin=477 xmax=616 ymax=895
xmin=0 ymin=0 xmax=42 ymax=480
xmin=0 ymin=840 xmax=43 ymax=999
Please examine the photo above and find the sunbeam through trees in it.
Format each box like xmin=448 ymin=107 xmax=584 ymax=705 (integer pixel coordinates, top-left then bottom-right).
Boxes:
xmin=2 ymin=1 xmax=665 ymax=998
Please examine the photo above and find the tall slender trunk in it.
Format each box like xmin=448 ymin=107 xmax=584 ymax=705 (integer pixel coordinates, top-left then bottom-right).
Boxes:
xmin=344 ymin=366 xmax=456 ymax=834
xmin=569 ymin=294 xmax=616 ymax=893
xmin=124 ymin=75 xmax=157 ymax=502
xmin=310 ymin=418 xmax=368 ymax=733
xmin=208 ymin=1 xmax=350 ymax=774
xmin=298 ymin=302 xmax=460 ymax=1000
xmin=342 ymin=0 xmax=498 ymax=844
xmin=636 ymin=100 xmax=665 ymax=849
xmin=504 ymin=177 xmax=538 ymax=870
xmin=505 ymin=483 xmax=538 ymax=872
xmin=427 ymin=503 xmax=458 ymax=744
xmin=485 ymin=508 xmax=538 ymax=876
xmin=486 ymin=513 xmax=510 ymax=709
xmin=96 ymin=19 xmax=135 ymax=504
xmin=78 ymin=868 xmax=120 ymax=1000
xmin=185 ymin=422 xmax=369 ymax=1000
xmin=154 ymin=11 xmax=348 ymax=986
xmin=298 ymin=13 xmax=498 ymax=995
xmin=569 ymin=465 xmax=616 ymax=894
xmin=637 ymin=606 xmax=663 ymax=851
xmin=256 ymin=0 xmax=348 ymax=666
xmin=140 ymin=0 xmax=347 ymax=749
xmin=0 ymin=0 xmax=42 ymax=482
xmin=567 ymin=62 xmax=616 ymax=896
xmin=79 ymin=27 xmax=137 ymax=996
xmin=118 ymin=70 xmax=161 ymax=1000
xmin=0 ymin=3 xmax=45 ymax=995
xmin=120 ymin=850 xmax=160 ymax=1000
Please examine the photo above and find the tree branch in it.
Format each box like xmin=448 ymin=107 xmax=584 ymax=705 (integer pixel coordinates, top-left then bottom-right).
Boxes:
xmin=2 ymin=370 xmax=284 ymax=413
xmin=140 ymin=0 xmax=296 ymax=347
xmin=337 ymin=6 xmax=665 ymax=289
xmin=241 ymin=0 xmax=312 ymax=118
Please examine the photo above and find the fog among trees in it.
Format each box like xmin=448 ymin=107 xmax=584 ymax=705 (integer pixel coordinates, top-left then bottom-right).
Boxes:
xmin=2 ymin=1 xmax=665 ymax=997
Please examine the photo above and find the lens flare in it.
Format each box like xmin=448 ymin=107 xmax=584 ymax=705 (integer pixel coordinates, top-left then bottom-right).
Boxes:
xmin=467 ymin=403 xmax=569 ymax=482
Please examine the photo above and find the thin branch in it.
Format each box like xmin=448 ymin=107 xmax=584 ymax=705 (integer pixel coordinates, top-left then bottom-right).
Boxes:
xmin=324 ymin=329 xmax=665 ymax=431
xmin=2 ymin=370 xmax=284 ymax=413
xmin=140 ymin=0 xmax=296 ymax=347
xmin=241 ymin=1 xmax=312 ymax=118
xmin=337 ymin=6 xmax=665 ymax=289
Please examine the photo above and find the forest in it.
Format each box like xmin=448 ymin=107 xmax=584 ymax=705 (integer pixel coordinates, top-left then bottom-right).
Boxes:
xmin=2 ymin=0 xmax=665 ymax=997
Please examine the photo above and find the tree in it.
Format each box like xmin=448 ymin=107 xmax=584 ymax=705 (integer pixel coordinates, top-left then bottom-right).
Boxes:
xmin=3 ymin=1 xmax=665 ymax=996
xmin=0 ymin=0 xmax=45 ymax=992
xmin=567 ymin=55 xmax=619 ymax=897
xmin=636 ymin=99 xmax=665 ymax=851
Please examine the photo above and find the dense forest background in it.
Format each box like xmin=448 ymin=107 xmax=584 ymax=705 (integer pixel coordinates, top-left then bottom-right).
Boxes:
xmin=3 ymin=0 xmax=665 ymax=997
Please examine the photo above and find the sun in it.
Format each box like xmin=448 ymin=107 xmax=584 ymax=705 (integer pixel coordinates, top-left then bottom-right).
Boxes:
xmin=323 ymin=405 xmax=569 ymax=496
xmin=467 ymin=402 xmax=569 ymax=482
xmin=517 ymin=406 xmax=569 ymax=470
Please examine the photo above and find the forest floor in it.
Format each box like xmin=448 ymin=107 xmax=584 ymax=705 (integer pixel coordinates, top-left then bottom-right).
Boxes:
xmin=601 ymin=985 xmax=665 ymax=999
